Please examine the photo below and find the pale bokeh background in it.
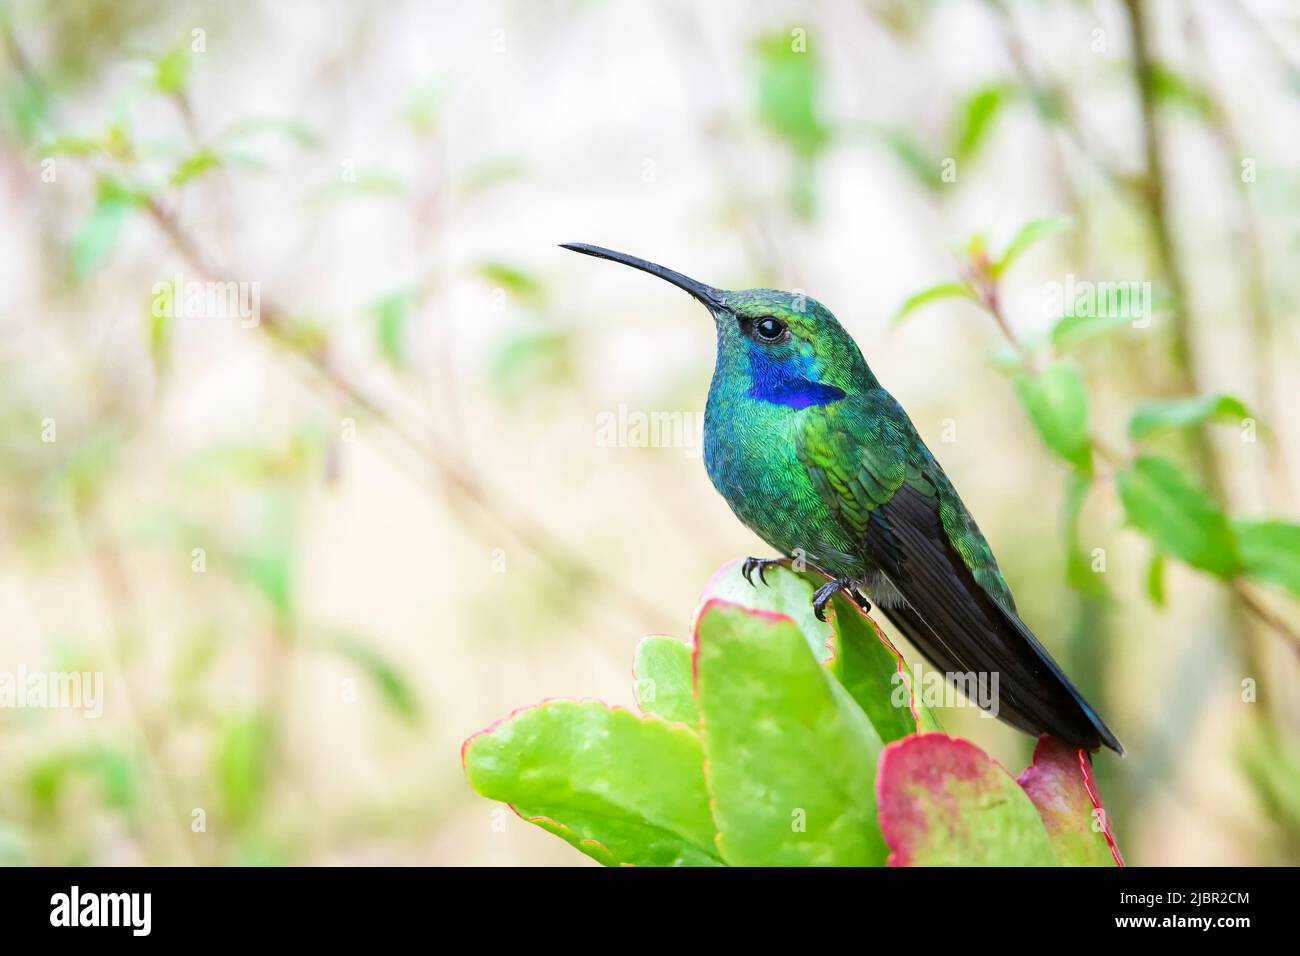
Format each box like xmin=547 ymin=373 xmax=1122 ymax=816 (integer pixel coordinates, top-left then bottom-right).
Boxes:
xmin=2 ymin=0 xmax=1299 ymax=865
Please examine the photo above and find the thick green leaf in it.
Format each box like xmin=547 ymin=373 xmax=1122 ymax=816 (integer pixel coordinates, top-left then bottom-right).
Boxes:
xmin=463 ymin=700 xmax=721 ymax=866
xmin=694 ymin=559 xmax=831 ymax=661
xmin=876 ymin=733 xmax=1057 ymax=866
xmin=1116 ymin=455 xmax=1240 ymax=578
xmin=694 ymin=600 xmax=887 ymax=865
xmin=1235 ymin=519 xmax=1300 ymax=598
xmin=993 ymin=216 xmax=1073 ymax=277
xmin=1128 ymin=394 xmax=1251 ymax=441
xmin=892 ymin=281 xmax=974 ymax=326
xmin=1016 ymin=736 xmax=1119 ymax=866
xmin=1014 ymin=362 xmax=1093 ymax=473
xmin=826 ymin=594 xmax=940 ymax=741
xmin=633 ymin=635 xmax=697 ymax=726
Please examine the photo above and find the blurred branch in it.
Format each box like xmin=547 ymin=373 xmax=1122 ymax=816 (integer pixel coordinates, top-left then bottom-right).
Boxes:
xmin=984 ymin=0 xmax=1138 ymax=199
xmin=140 ymin=197 xmax=669 ymax=633
xmin=1182 ymin=4 xmax=1293 ymax=509
xmin=1120 ymin=0 xmax=1274 ymax=679
xmin=72 ymin=497 xmax=199 ymax=864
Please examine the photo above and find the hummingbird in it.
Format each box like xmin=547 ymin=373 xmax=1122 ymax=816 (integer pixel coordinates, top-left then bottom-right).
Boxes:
xmin=561 ymin=242 xmax=1122 ymax=754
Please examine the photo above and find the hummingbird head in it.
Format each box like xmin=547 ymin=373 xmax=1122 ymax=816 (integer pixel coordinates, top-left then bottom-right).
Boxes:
xmin=560 ymin=243 xmax=877 ymax=408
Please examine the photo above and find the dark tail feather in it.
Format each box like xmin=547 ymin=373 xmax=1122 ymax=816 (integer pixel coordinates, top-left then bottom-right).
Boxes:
xmin=880 ymin=598 xmax=1123 ymax=754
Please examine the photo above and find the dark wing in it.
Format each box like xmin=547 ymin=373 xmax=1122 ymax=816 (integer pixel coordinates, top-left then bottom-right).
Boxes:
xmin=800 ymin=393 xmax=1122 ymax=754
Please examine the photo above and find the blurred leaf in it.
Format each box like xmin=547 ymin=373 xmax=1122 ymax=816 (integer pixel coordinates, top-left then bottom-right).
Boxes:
xmin=1234 ymin=519 xmax=1300 ymax=598
xmin=489 ymin=327 xmax=576 ymax=402
xmin=0 ymin=822 xmax=28 ymax=866
xmin=952 ymin=84 xmax=1009 ymax=161
xmin=170 ymin=148 xmax=221 ymax=187
xmin=220 ymin=115 xmax=321 ymax=149
xmin=322 ymin=634 xmax=420 ymax=722
xmin=1053 ymin=313 xmax=1136 ymax=354
xmin=753 ymin=31 xmax=829 ymax=158
xmin=369 ymin=289 xmax=417 ymax=369
xmin=1146 ymin=551 xmax=1167 ymax=607
xmin=235 ymin=492 xmax=297 ymax=624
xmin=993 ymin=216 xmax=1073 ymax=277
xmin=4 ymin=73 xmax=51 ymax=145
xmin=695 ymin=600 xmax=886 ymax=865
xmin=312 ymin=171 xmax=404 ymax=204
xmin=1238 ymin=722 xmax=1300 ymax=838
xmin=1013 ymin=362 xmax=1093 ymax=473
xmin=455 ymin=158 xmax=524 ymax=196
xmin=1128 ymin=394 xmax=1251 ymax=442
xmin=1115 ymin=455 xmax=1240 ymax=578
xmin=27 ymin=746 xmax=138 ymax=815
xmin=214 ymin=712 xmax=272 ymax=827
xmin=62 ymin=433 xmax=120 ymax=505
xmin=1050 ymin=286 xmax=1174 ymax=350
xmin=878 ymin=733 xmax=1057 ymax=865
xmin=474 ymin=261 xmax=545 ymax=310
xmin=147 ymin=284 xmax=172 ymax=373
xmin=1064 ymin=472 xmax=1109 ymax=600
xmin=633 ymin=636 xmax=697 ymax=726
xmin=154 ymin=47 xmax=190 ymax=94
xmin=72 ymin=177 xmax=143 ymax=280
xmin=37 ymin=134 xmax=101 ymax=157
xmin=404 ymin=85 xmax=443 ymax=136
xmin=788 ymin=152 xmax=818 ymax=220
xmin=880 ymin=130 xmax=943 ymax=192
xmin=1149 ymin=62 xmax=1213 ymax=116
xmin=1016 ymin=736 xmax=1118 ymax=866
xmin=464 ymin=700 xmax=722 ymax=866
xmin=893 ymin=281 xmax=974 ymax=326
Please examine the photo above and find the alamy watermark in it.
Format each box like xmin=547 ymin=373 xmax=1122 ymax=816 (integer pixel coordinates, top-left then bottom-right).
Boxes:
xmin=0 ymin=666 xmax=103 ymax=718
xmin=1044 ymin=273 xmax=1153 ymax=328
xmin=891 ymin=659 xmax=1000 ymax=717
xmin=151 ymin=273 xmax=261 ymax=328
xmin=596 ymin=404 xmax=704 ymax=458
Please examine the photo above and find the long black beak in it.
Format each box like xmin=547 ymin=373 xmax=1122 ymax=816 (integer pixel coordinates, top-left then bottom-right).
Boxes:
xmin=560 ymin=243 xmax=724 ymax=311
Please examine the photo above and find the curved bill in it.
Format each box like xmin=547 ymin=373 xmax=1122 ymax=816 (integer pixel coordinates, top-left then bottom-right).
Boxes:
xmin=560 ymin=243 xmax=724 ymax=311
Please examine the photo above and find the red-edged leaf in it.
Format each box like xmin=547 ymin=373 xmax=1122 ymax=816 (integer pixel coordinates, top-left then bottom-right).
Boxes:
xmin=876 ymin=733 xmax=1057 ymax=866
xmin=1017 ymin=735 xmax=1123 ymax=866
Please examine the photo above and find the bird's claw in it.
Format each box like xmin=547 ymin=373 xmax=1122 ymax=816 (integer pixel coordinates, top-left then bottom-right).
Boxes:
xmin=741 ymin=556 xmax=786 ymax=588
xmin=811 ymin=577 xmax=859 ymax=621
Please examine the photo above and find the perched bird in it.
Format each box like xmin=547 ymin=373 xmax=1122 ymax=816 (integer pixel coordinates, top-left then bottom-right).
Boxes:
xmin=561 ymin=242 xmax=1122 ymax=754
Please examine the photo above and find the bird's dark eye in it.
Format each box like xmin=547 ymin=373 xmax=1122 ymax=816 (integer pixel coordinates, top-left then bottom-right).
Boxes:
xmin=753 ymin=317 xmax=787 ymax=342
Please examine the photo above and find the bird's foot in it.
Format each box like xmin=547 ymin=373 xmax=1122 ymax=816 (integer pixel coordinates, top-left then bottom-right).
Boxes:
xmin=811 ymin=577 xmax=867 ymax=621
xmin=741 ymin=556 xmax=788 ymax=587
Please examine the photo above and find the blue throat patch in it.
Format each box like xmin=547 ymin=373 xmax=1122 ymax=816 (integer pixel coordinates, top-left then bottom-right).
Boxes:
xmin=744 ymin=348 xmax=846 ymax=409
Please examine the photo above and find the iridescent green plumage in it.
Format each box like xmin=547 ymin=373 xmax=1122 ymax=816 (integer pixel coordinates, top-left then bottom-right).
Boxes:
xmin=563 ymin=243 xmax=1121 ymax=754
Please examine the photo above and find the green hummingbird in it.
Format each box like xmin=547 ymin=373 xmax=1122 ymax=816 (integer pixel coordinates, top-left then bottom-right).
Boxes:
xmin=562 ymin=242 xmax=1122 ymax=754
